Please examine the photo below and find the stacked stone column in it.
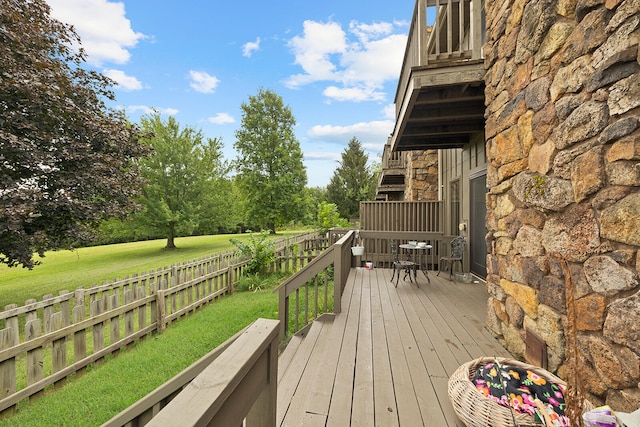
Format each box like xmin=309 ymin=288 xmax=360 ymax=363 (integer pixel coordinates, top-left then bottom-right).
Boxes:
xmin=484 ymin=0 xmax=639 ymax=410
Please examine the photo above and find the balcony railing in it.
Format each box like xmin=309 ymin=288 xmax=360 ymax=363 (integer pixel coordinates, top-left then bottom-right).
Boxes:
xmin=381 ymin=143 xmax=406 ymax=170
xmin=396 ymin=0 xmax=485 ymax=119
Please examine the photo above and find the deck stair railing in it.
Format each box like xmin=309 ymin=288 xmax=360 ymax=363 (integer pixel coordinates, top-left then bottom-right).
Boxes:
xmin=102 ymin=318 xmax=280 ymax=427
xmin=274 ymin=230 xmax=355 ymax=339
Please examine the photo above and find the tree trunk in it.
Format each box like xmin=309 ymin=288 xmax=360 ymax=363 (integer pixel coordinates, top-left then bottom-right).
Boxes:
xmin=165 ymin=223 xmax=176 ymax=249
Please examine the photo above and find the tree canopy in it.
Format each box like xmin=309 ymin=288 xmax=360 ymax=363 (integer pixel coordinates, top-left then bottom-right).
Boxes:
xmin=137 ymin=114 xmax=230 ymax=249
xmin=0 ymin=0 xmax=149 ymax=268
xmin=233 ymin=88 xmax=307 ymax=233
xmin=326 ymin=137 xmax=376 ymax=219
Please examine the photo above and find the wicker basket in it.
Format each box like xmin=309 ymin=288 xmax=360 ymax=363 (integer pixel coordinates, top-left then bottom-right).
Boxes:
xmin=447 ymin=357 xmax=568 ymax=427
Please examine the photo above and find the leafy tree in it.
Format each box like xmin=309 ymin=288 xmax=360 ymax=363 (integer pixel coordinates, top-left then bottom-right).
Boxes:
xmin=326 ymin=137 xmax=376 ymax=219
xmin=0 ymin=0 xmax=149 ymax=268
xmin=137 ymin=114 xmax=229 ymax=249
xmin=303 ymin=186 xmax=327 ymax=226
xmin=234 ymin=88 xmax=307 ymax=233
xmin=316 ymin=201 xmax=349 ymax=234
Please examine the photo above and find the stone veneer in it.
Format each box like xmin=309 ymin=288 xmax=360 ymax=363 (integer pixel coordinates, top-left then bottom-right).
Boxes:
xmin=405 ymin=150 xmax=439 ymax=201
xmin=483 ymin=0 xmax=640 ymax=411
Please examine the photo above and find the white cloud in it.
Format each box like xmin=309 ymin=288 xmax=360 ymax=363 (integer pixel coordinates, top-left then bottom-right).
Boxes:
xmin=304 ymin=152 xmax=342 ymax=161
xmin=323 ymin=86 xmax=385 ymax=102
xmin=47 ymin=0 xmax=145 ymax=66
xmin=285 ymin=19 xmax=408 ymax=103
xmin=382 ymin=103 xmax=396 ymax=120
xmin=189 ymin=70 xmax=220 ymax=94
xmin=207 ymin=113 xmax=235 ymax=124
xmin=243 ymin=38 xmax=261 ymax=58
xmin=128 ymin=105 xmax=179 ymax=116
xmin=285 ymin=20 xmax=346 ymax=87
xmin=308 ymin=120 xmax=393 ymax=152
xmin=348 ymin=21 xmax=393 ymax=44
xmin=103 ymin=69 xmax=142 ymax=91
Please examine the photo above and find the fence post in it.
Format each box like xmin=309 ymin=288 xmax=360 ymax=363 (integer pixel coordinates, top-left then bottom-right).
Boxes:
xmin=156 ymin=288 xmax=166 ymax=334
xmin=0 ymin=328 xmax=17 ymax=400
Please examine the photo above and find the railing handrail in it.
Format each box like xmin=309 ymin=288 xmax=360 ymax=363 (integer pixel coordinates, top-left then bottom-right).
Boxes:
xmin=100 ymin=323 xmax=253 ymax=427
xmin=275 ymin=230 xmax=355 ymax=338
xmin=143 ymin=318 xmax=279 ymax=427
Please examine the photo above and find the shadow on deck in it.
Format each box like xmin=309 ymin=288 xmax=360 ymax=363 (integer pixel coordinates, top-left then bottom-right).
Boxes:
xmin=277 ymin=267 xmax=512 ymax=427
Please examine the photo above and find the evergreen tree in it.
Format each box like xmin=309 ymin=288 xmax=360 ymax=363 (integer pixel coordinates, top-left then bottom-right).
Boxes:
xmin=326 ymin=137 xmax=376 ymax=219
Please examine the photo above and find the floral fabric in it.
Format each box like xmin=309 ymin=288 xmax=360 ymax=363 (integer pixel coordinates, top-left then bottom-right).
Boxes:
xmin=472 ymin=362 xmax=569 ymax=426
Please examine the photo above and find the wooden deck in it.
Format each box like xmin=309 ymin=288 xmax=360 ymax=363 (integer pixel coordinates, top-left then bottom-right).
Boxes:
xmin=276 ymin=266 xmax=512 ymax=426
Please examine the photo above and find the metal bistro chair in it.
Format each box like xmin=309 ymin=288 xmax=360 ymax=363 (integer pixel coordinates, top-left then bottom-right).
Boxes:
xmin=437 ymin=236 xmax=467 ymax=281
xmin=390 ymin=240 xmax=419 ymax=288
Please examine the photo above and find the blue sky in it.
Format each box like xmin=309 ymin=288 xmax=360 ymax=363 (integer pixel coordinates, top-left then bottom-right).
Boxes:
xmin=46 ymin=0 xmax=413 ymax=187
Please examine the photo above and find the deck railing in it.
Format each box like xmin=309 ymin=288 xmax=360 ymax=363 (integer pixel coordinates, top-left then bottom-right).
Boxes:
xmin=0 ymin=232 xmax=316 ymax=414
xmin=274 ymin=230 xmax=355 ymax=339
xmin=381 ymin=143 xmax=406 ymax=170
xmin=360 ymin=201 xmax=444 ymax=233
xmin=103 ymin=318 xmax=280 ymax=427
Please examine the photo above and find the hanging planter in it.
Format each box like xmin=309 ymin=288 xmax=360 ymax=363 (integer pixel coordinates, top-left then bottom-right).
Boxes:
xmin=351 ymin=245 xmax=365 ymax=256
xmin=351 ymin=230 xmax=364 ymax=256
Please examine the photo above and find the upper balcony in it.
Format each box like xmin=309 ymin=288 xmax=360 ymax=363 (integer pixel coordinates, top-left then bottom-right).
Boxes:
xmin=391 ymin=0 xmax=486 ymax=152
xmin=375 ymin=142 xmax=407 ymax=201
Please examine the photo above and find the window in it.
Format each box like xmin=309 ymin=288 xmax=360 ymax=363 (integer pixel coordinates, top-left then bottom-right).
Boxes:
xmin=450 ymin=180 xmax=460 ymax=236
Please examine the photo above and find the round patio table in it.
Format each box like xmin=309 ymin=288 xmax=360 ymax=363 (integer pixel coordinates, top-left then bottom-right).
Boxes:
xmin=399 ymin=243 xmax=432 ymax=283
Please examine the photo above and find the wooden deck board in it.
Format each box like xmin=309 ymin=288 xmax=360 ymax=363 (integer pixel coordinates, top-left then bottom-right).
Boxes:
xmin=277 ymin=267 xmax=513 ymax=427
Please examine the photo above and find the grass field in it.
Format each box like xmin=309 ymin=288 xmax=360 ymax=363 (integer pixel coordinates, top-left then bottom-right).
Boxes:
xmin=0 ymin=288 xmax=280 ymax=426
xmin=0 ymin=230 xmax=312 ymax=426
xmin=0 ymin=230 xmax=308 ymax=310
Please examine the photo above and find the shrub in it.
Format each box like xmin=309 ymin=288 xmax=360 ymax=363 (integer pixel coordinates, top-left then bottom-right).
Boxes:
xmin=230 ymin=231 xmax=276 ymax=275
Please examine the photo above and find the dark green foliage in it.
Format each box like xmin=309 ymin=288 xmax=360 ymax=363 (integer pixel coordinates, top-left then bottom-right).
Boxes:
xmin=0 ymin=0 xmax=149 ymax=268
xmin=326 ymin=137 xmax=376 ymax=219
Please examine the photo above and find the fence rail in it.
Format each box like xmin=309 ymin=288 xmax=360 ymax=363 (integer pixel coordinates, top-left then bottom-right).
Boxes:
xmin=0 ymin=232 xmax=318 ymax=414
xmin=359 ymin=201 xmax=443 ymax=233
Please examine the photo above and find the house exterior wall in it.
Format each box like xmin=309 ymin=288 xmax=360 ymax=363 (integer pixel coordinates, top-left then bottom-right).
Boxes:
xmin=440 ymin=132 xmax=488 ymax=269
xmin=405 ymin=149 xmax=439 ymax=201
xmin=483 ymin=0 xmax=640 ymax=411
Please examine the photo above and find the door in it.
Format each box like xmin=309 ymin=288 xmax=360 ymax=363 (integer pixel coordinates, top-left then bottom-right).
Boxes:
xmin=469 ymin=173 xmax=487 ymax=278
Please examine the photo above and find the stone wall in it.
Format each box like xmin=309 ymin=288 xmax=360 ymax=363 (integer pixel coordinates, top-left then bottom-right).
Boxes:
xmin=405 ymin=150 xmax=439 ymax=201
xmin=483 ymin=0 xmax=639 ymax=411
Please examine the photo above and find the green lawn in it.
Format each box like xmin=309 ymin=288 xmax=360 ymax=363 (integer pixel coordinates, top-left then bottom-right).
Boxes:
xmin=0 ymin=230 xmax=307 ymax=310
xmin=0 ymin=288 xmax=279 ymax=427
xmin=0 ymin=231 xmax=313 ymax=426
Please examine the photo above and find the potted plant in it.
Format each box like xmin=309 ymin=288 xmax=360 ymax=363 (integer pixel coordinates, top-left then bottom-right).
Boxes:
xmin=351 ymin=230 xmax=364 ymax=256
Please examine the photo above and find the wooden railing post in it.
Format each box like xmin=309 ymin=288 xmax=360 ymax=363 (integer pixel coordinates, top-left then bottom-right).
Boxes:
xmin=278 ymin=287 xmax=289 ymax=339
xmin=156 ymin=287 xmax=166 ymax=334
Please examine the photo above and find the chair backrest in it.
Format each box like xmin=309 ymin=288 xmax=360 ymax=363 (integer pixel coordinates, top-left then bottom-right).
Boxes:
xmin=450 ymin=236 xmax=467 ymax=259
xmin=390 ymin=240 xmax=400 ymax=262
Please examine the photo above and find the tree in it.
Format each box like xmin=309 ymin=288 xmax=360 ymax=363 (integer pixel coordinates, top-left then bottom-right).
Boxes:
xmin=234 ymin=88 xmax=307 ymax=233
xmin=316 ymin=201 xmax=349 ymax=234
xmin=326 ymin=137 xmax=376 ymax=219
xmin=136 ymin=114 xmax=229 ymax=249
xmin=0 ymin=0 xmax=149 ymax=268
